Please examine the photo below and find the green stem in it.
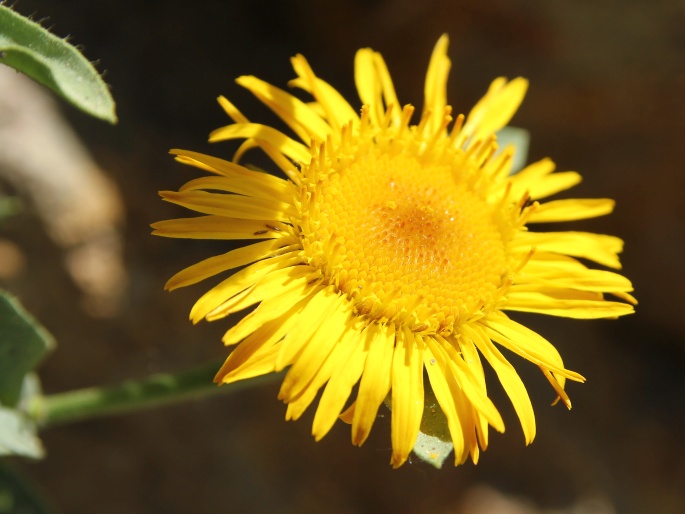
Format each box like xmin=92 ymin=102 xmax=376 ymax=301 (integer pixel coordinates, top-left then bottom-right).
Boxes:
xmin=32 ymin=361 xmax=281 ymax=427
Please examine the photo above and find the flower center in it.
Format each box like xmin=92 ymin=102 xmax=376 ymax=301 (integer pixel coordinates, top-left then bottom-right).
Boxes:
xmin=305 ymin=144 xmax=507 ymax=334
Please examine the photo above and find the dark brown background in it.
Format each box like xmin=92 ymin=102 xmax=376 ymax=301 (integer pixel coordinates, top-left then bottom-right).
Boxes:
xmin=3 ymin=1 xmax=685 ymax=513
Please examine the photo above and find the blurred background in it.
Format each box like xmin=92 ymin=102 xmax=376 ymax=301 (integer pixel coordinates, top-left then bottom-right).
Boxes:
xmin=1 ymin=0 xmax=684 ymax=513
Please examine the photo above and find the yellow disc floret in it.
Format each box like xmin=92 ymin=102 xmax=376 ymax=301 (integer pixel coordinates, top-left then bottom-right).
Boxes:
xmin=299 ymin=113 xmax=511 ymax=336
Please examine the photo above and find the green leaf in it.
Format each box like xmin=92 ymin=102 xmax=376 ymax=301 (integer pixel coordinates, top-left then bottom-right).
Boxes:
xmin=0 ymin=291 xmax=54 ymax=407
xmin=0 ymin=5 xmax=117 ymax=123
xmin=412 ymin=384 xmax=453 ymax=469
xmin=0 ymin=406 xmax=43 ymax=459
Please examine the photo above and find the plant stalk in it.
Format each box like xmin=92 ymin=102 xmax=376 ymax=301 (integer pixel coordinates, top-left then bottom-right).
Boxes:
xmin=32 ymin=361 xmax=280 ymax=427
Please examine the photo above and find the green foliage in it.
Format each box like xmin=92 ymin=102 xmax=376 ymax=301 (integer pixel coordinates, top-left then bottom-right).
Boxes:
xmin=0 ymin=4 xmax=117 ymax=123
xmin=0 ymin=292 xmax=54 ymax=408
xmin=0 ymin=293 xmax=53 ymax=459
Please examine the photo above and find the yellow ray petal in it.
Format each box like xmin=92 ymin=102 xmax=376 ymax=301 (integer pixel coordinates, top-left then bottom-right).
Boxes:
xmin=525 ymin=172 xmax=583 ymax=200
xmin=218 ymin=344 xmax=282 ymax=385
xmin=527 ymin=198 xmax=615 ymax=223
xmin=222 ymin=281 xmax=320 ymax=346
xmin=518 ymin=252 xmax=635 ymax=298
xmin=522 ymin=250 xmax=587 ymax=269
xmin=178 ymin=174 xmax=292 ymax=203
xmin=372 ymin=52 xmax=400 ymax=126
xmin=312 ymin=327 xmax=368 ymax=440
xmin=209 ymin=122 xmax=311 ymax=163
xmin=190 ymin=253 xmax=302 ymax=323
xmin=514 ymin=267 xmax=635 ymax=295
xmin=456 ymin=337 xmax=490 ymax=450
xmin=169 ymin=152 xmax=228 ymax=176
xmin=165 ymin=237 xmax=299 ymax=291
xmin=505 ymin=290 xmax=635 ymax=319
xmin=428 ymin=337 xmax=481 ymax=464
xmin=354 ymin=48 xmax=402 ymax=128
xmin=462 ymin=324 xmax=536 ymax=444
xmin=434 ymin=335 xmax=504 ymax=433
xmin=339 ymin=401 xmax=355 ymax=424
xmin=539 ymin=367 xmax=572 ymax=408
xmin=462 ymin=77 xmax=528 ymax=142
xmin=151 ymin=216 xmax=290 ymax=240
xmin=217 ymin=95 xmax=250 ymax=123
xmin=509 ymin=156 xmax=554 ymax=180
xmin=215 ymin=297 xmax=309 ymax=382
xmin=230 ymin=138 xmax=302 ymax=185
xmin=206 ymin=264 xmax=313 ymax=321
xmin=510 ymin=158 xmax=582 ymax=200
xmin=482 ymin=314 xmax=584 ymax=383
xmin=390 ymin=326 xmax=424 ymax=468
xmin=355 ymin=48 xmax=385 ymax=127
xmin=274 ymin=287 xmax=340 ymax=371
xmin=351 ymin=322 xmax=395 ymax=446
xmin=521 ymin=252 xmax=625 ymax=275
xmin=508 ymin=285 xmax=602 ymax=299
xmin=509 ymin=158 xmax=582 ymax=200
xmin=284 ymin=316 xmax=360 ymax=423
xmin=159 ymin=190 xmax=297 ymax=222
xmin=290 ymin=54 xmax=359 ymax=133
xmin=236 ymin=75 xmax=332 ymax=143
xmin=513 ymin=231 xmax=624 ymax=269
xmin=170 ymin=149 xmax=292 ymax=190
xmin=279 ymin=295 xmax=351 ymax=404
xmin=214 ymin=294 xmax=313 ymax=383
xmin=422 ymin=340 xmax=467 ymax=464
xmin=423 ymin=34 xmax=451 ymax=135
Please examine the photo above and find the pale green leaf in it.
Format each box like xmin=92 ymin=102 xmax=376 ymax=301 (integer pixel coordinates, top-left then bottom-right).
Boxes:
xmin=0 ymin=5 xmax=117 ymax=123
xmin=496 ymin=126 xmax=530 ymax=173
xmin=412 ymin=384 xmax=454 ymax=469
xmin=412 ymin=431 xmax=454 ymax=469
xmin=0 ymin=406 xmax=43 ymax=459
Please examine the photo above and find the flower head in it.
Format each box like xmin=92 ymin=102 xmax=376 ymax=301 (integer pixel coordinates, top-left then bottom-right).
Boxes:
xmin=153 ymin=35 xmax=636 ymax=467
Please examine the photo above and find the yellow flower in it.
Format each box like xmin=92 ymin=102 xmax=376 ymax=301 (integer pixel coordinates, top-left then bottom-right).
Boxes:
xmin=152 ymin=35 xmax=636 ymax=468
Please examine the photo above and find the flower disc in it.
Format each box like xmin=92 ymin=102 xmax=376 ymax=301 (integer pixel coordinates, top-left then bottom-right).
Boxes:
xmin=306 ymin=143 xmax=508 ymax=334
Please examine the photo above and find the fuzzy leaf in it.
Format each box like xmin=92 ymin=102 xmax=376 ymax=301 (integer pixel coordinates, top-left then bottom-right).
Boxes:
xmin=0 ymin=5 xmax=117 ymax=123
